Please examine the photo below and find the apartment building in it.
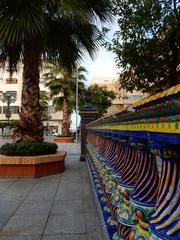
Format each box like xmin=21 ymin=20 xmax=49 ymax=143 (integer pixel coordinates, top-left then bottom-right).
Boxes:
xmin=0 ymin=63 xmax=63 ymax=134
xmin=91 ymin=76 xmax=145 ymax=113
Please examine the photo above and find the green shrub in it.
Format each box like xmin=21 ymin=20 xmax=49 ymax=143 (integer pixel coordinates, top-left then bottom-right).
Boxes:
xmin=56 ymin=133 xmax=73 ymax=137
xmin=0 ymin=142 xmax=58 ymax=156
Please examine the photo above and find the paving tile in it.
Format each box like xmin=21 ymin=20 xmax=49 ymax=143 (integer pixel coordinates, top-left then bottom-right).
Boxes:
xmin=0 ymin=143 xmax=104 ymax=239
xmin=15 ymin=200 xmax=52 ymax=216
xmin=38 ymin=174 xmax=62 ymax=183
xmin=15 ymin=179 xmax=37 ymax=185
xmin=32 ymin=182 xmax=59 ymax=190
xmin=44 ymin=214 xmax=86 ymax=235
xmin=85 ymin=213 xmax=103 ymax=234
xmin=82 ymin=184 xmax=93 ymax=197
xmin=42 ymin=234 xmax=87 ymax=240
xmin=55 ymin=188 xmax=82 ymax=201
xmin=84 ymin=197 xmax=96 ymax=213
xmin=87 ymin=231 xmax=103 ymax=240
xmin=5 ymin=182 xmax=35 ymax=191
xmin=51 ymin=200 xmax=84 ymax=214
xmin=0 ymin=215 xmax=48 ymax=236
xmin=0 ymin=236 xmax=41 ymax=240
xmin=25 ymin=189 xmax=56 ymax=201
xmin=0 ymin=215 xmax=12 ymax=231
xmin=0 ymin=185 xmax=12 ymax=191
xmin=0 ymin=200 xmax=20 ymax=215
xmin=57 ymin=183 xmax=83 ymax=192
xmin=0 ymin=179 xmax=17 ymax=184
xmin=60 ymin=176 xmax=82 ymax=184
xmin=62 ymin=172 xmax=81 ymax=178
xmin=0 ymin=182 xmax=35 ymax=201
xmin=56 ymin=181 xmax=83 ymax=201
xmin=0 ymin=193 xmax=27 ymax=202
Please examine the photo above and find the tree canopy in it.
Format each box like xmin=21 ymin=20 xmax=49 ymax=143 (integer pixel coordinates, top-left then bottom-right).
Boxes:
xmin=39 ymin=91 xmax=51 ymax=121
xmin=43 ymin=63 xmax=87 ymax=134
xmin=0 ymin=0 xmax=113 ymax=142
xmin=79 ymin=84 xmax=116 ymax=116
xmin=0 ymin=0 xmax=113 ymax=72
xmin=103 ymin=0 xmax=180 ymax=93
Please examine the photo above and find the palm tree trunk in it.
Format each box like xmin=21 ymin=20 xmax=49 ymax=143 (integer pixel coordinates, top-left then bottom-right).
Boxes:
xmin=62 ymin=92 xmax=70 ymax=135
xmin=15 ymin=40 xmax=44 ymax=142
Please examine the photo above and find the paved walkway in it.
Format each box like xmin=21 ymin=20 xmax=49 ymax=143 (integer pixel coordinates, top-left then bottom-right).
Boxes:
xmin=0 ymin=143 xmax=104 ymax=240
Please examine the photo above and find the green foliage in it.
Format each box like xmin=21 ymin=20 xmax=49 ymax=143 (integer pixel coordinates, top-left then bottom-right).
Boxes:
xmin=104 ymin=0 xmax=180 ymax=93
xmin=0 ymin=122 xmax=6 ymax=129
xmin=56 ymin=133 xmax=73 ymax=137
xmin=9 ymin=120 xmax=19 ymax=129
xmin=0 ymin=0 xmax=113 ymax=141
xmin=0 ymin=142 xmax=58 ymax=156
xmin=40 ymin=91 xmax=51 ymax=121
xmin=43 ymin=63 xmax=87 ymax=114
xmin=43 ymin=62 xmax=87 ymax=134
xmin=0 ymin=0 xmax=113 ymax=72
xmin=0 ymin=121 xmax=19 ymax=129
xmin=79 ymin=85 xmax=116 ymax=116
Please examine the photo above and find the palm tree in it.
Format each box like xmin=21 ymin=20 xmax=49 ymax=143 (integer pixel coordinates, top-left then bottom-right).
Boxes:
xmin=44 ymin=63 xmax=87 ymax=135
xmin=39 ymin=91 xmax=50 ymax=122
xmin=0 ymin=0 xmax=112 ymax=142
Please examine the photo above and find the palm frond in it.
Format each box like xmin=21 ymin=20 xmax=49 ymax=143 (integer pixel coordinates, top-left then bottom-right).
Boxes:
xmin=0 ymin=0 xmax=45 ymax=45
xmin=53 ymin=96 xmax=63 ymax=112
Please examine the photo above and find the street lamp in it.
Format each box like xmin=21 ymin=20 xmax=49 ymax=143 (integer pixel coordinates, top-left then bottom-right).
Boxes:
xmin=1 ymin=92 xmax=16 ymax=125
xmin=75 ymin=67 xmax=79 ymax=143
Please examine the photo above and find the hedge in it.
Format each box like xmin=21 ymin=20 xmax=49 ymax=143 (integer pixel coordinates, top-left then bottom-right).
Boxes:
xmin=0 ymin=142 xmax=58 ymax=156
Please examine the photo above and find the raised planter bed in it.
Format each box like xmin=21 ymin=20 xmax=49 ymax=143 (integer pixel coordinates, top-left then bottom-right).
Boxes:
xmin=0 ymin=151 xmax=67 ymax=177
xmin=54 ymin=137 xmax=74 ymax=143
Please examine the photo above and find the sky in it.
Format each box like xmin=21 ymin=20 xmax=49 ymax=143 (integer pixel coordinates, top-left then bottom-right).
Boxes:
xmin=70 ymin=22 xmax=120 ymax=131
xmin=82 ymin=20 xmax=120 ymax=85
xmin=82 ymin=48 xmax=119 ymax=85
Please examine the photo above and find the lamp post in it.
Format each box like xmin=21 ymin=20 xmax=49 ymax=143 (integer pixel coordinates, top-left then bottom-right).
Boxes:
xmin=1 ymin=92 xmax=16 ymax=126
xmin=75 ymin=67 xmax=79 ymax=143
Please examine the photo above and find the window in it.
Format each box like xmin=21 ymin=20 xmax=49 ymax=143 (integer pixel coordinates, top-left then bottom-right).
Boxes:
xmin=40 ymin=78 xmax=45 ymax=84
xmin=6 ymin=67 xmax=17 ymax=72
xmin=131 ymin=95 xmax=143 ymax=100
xmin=3 ymin=106 xmax=19 ymax=114
xmin=6 ymin=78 xmax=18 ymax=84
xmin=0 ymin=91 xmax=3 ymax=100
xmin=5 ymin=91 xmax=17 ymax=99
xmin=0 ymin=106 xmax=1 ymax=114
xmin=48 ymin=106 xmax=55 ymax=114
xmin=0 ymin=78 xmax=3 ymax=85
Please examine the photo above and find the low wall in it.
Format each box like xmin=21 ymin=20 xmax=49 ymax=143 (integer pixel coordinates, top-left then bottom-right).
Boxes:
xmin=85 ymin=84 xmax=180 ymax=240
xmin=0 ymin=151 xmax=67 ymax=177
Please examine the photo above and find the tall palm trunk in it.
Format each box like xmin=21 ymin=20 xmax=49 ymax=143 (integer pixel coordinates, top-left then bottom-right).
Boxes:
xmin=62 ymin=91 xmax=70 ymax=135
xmin=15 ymin=40 xmax=44 ymax=142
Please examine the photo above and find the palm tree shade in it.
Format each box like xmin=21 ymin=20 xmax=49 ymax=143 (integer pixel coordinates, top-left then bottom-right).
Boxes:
xmin=0 ymin=0 xmax=112 ymax=142
xmin=43 ymin=63 xmax=87 ymax=135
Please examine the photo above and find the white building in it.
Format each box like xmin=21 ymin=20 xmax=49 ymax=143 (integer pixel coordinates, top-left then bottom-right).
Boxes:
xmin=0 ymin=63 xmax=63 ymax=134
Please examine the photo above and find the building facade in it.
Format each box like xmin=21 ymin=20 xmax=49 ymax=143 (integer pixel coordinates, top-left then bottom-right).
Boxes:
xmin=0 ymin=63 xmax=63 ymax=135
xmin=91 ymin=76 xmax=145 ymax=113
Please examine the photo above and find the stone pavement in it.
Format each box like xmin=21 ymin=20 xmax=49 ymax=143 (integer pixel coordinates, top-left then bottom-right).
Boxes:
xmin=0 ymin=143 xmax=105 ymax=240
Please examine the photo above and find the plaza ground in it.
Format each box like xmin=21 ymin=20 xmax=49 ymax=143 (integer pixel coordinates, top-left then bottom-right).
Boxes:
xmin=0 ymin=142 xmax=105 ymax=240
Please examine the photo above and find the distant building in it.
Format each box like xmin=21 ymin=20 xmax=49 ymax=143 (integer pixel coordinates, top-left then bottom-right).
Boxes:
xmin=91 ymin=76 xmax=145 ymax=114
xmin=0 ymin=63 xmax=63 ymax=134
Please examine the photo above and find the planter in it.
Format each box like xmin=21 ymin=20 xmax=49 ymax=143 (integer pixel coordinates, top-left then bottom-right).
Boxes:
xmin=54 ymin=137 xmax=74 ymax=143
xmin=0 ymin=151 xmax=67 ymax=177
